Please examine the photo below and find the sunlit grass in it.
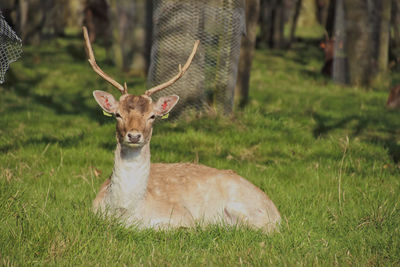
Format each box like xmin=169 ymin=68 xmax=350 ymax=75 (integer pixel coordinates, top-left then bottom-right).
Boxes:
xmin=0 ymin=33 xmax=399 ymax=265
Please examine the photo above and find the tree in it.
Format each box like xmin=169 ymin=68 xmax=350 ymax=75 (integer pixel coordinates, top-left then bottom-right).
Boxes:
xmin=235 ymin=0 xmax=260 ymax=107
xmin=324 ymin=0 xmax=336 ymax=37
xmin=259 ymin=0 xmax=286 ymax=48
xmin=83 ymin=0 xmax=110 ymax=44
xmin=288 ymin=0 xmax=302 ymax=45
xmin=148 ymin=0 xmax=245 ymax=116
xmin=377 ymin=0 xmax=391 ymax=74
xmin=3 ymin=0 xmax=73 ymax=45
xmin=108 ymin=0 xmax=152 ymax=75
xmin=392 ymin=0 xmax=400 ymax=68
xmin=343 ymin=0 xmax=391 ymax=86
xmin=315 ymin=0 xmax=330 ymax=26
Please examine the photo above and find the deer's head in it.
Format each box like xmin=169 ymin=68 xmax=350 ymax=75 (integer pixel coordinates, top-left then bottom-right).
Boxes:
xmin=93 ymin=91 xmax=178 ymax=147
xmin=83 ymin=27 xmax=199 ymax=147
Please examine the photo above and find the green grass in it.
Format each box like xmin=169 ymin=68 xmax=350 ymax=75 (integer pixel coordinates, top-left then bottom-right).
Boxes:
xmin=1 ymin=33 xmax=400 ymax=266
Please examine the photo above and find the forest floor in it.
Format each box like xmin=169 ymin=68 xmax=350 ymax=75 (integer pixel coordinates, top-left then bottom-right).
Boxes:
xmin=1 ymin=33 xmax=399 ymax=266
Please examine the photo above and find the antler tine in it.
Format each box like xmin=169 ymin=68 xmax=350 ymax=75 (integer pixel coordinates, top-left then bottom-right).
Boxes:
xmin=145 ymin=40 xmax=200 ymax=97
xmin=82 ymin=26 xmax=127 ymax=95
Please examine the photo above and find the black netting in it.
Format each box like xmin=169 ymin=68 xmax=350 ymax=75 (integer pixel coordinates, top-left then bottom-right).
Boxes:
xmin=148 ymin=0 xmax=245 ymax=116
xmin=0 ymin=11 xmax=22 ymax=84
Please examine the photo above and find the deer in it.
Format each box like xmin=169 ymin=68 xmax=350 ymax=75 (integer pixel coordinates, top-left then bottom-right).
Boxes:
xmin=387 ymin=84 xmax=400 ymax=109
xmin=320 ymin=34 xmax=335 ymax=77
xmin=82 ymin=26 xmax=281 ymax=233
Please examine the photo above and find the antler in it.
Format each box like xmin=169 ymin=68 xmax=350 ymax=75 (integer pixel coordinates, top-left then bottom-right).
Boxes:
xmin=145 ymin=40 xmax=200 ymax=96
xmin=82 ymin=26 xmax=127 ymax=95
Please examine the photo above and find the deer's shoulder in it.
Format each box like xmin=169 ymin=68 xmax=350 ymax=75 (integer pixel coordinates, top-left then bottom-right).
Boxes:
xmin=150 ymin=163 xmax=238 ymax=183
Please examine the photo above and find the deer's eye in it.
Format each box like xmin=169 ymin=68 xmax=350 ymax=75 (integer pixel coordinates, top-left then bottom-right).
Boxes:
xmin=149 ymin=114 xmax=156 ymax=120
xmin=115 ymin=113 xmax=122 ymax=119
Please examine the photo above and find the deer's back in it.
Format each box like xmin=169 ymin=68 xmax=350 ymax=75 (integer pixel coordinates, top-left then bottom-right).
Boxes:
xmin=147 ymin=163 xmax=261 ymax=201
xmin=143 ymin=163 xmax=280 ymax=229
xmin=147 ymin=163 xmax=239 ymax=208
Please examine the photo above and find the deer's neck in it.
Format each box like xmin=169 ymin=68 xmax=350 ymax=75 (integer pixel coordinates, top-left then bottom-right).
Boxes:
xmin=109 ymin=142 xmax=151 ymax=210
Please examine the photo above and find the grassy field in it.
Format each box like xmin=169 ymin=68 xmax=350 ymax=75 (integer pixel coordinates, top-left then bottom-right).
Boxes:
xmin=1 ymin=33 xmax=400 ymax=266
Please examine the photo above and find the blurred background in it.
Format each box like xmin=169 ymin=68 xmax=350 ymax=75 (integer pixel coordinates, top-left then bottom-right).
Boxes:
xmin=1 ymin=0 xmax=400 ymax=115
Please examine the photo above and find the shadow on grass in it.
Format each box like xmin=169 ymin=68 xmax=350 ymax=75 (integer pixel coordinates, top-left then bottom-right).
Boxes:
xmin=4 ymin=38 xmax=147 ymax=125
xmin=312 ymin=111 xmax=400 ymax=162
xmin=259 ymin=38 xmax=326 ymax=82
xmin=370 ymin=137 xmax=400 ymax=163
xmin=0 ymin=132 xmax=86 ymax=153
xmin=300 ymin=69 xmax=326 ymax=81
xmin=289 ymin=38 xmax=324 ymax=65
xmin=27 ymin=133 xmax=86 ymax=147
xmin=5 ymin=66 xmax=103 ymax=123
xmin=66 ymin=43 xmax=87 ymax=61
xmin=0 ymin=144 xmax=14 ymax=153
xmin=312 ymin=113 xmax=358 ymax=137
xmin=100 ymin=141 xmax=115 ymax=151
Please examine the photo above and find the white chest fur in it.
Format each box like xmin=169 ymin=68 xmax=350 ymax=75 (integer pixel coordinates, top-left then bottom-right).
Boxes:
xmin=105 ymin=143 xmax=151 ymax=213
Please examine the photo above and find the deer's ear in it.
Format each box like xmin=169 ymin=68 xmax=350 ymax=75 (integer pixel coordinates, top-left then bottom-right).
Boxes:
xmin=93 ymin=90 xmax=119 ymax=114
xmin=154 ymin=95 xmax=179 ymax=116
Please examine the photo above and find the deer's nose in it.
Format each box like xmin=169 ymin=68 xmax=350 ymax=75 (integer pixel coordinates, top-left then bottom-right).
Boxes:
xmin=127 ymin=133 xmax=142 ymax=143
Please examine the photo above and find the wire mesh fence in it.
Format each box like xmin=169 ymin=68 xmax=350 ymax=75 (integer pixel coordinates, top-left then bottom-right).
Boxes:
xmin=147 ymin=0 xmax=245 ymax=117
xmin=0 ymin=11 xmax=22 ymax=84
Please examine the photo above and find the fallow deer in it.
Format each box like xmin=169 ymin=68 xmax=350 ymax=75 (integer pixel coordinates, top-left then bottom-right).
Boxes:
xmin=387 ymin=84 xmax=400 ymax=109
xmin=320 ymin=34 xmax=335 ymax=77
xmin=83 ymin=27 xmax=281 ymax=232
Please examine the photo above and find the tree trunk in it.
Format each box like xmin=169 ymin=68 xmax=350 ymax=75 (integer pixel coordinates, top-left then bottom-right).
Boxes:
xmin=289 ymin=0 xmax=302 ymax=45
xmin=315 ymin=0 xmax=330 ymax=25
xmin=108 ymin=0 xmax=152 ymax=75
xmin=46 ymin=0 xmax=69 ymax=37
xmin=343 ymin=0 xmax=373 ymax=86
xmin=83 ymin=0 xmax=110 ymax=44
xmin=377 ymin=0 xmax=391 ymax=72
xmin=4 ymin=0 xmax=72 ymax=44
xmin=259 ymin=0 xmax=274 ymax=48
xmin=342 ymin=0 xmax=391 ymax=86
xmin=235 ymin=0 xmax=260 ymax=108
xmin=392 ymin=0 xmax=400 ymax=67
xmin=325 ymin=0 xmax=335 ymax=37
xmin=259 ymin=0 xmax=286 ymax=48
xmin=148 ymin=0 xmax=245 ymax=116
xmin=271 ymin=0 xmax=285 ymax=48
xmin=2 ymin=0 xmax=18 ymax=29
xmin=17 ymin=0 xmax=53 ymax=44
